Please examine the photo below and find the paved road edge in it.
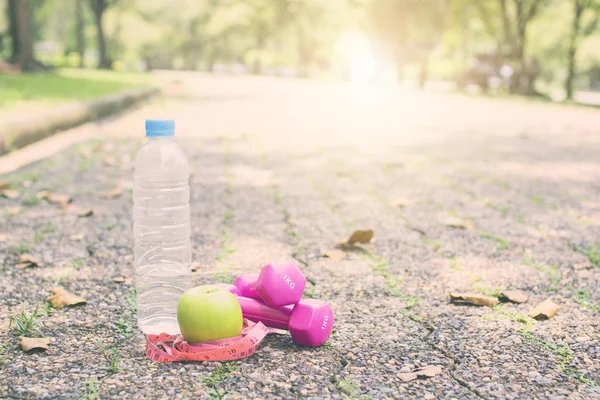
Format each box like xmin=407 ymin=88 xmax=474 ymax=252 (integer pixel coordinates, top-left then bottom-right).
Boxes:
xmin=0 ymin=87 xmax=159 ymax=155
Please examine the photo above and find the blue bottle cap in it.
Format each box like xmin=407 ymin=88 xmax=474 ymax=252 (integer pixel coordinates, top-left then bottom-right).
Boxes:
xmin=145 ymin=119 xmax=175 ymax=137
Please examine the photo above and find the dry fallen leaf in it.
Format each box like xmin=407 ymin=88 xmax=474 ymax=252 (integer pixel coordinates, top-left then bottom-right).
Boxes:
xmin=19 ymin=337 xmax=50 ymax=352
xmin=389 ymin=198 xmax=415 ymax=208
xmin=346 ymin=230 xmax=374 ymax=245
xmin=16 ymin=254 xmax=41 ymax=269
xmin=69 ymin=233 xmax=85 ymax=241
xmin=1 ymin=189 xmax=20 ymax=199
xmin=398 ymin=365 xmax=442 ymax=382
xmin=398 ymin=372 xmax=418 ymax=382
xmin=77 ymin=208 xmax=95 ymax=217
xmin=47 ymin=193 xmax=72 ymax=206
xmin=0 ymin=180 xmax=10 ymax=189
xmin=118 ymin=180 xmax=134 ymax=190
xmin=36 ymin=190 xmax=50 ymax=200
xmin=190 ymin=262 xmax=204 ymax=272
xmin=79 ymin=148 xmax=93 ymax=159
xmin=529 ymin=299 xmax=559 ymax=320
xmin=500 ymin=290 xmax=529 ymax=304
xmin=449 ymin=292 xmax=499 ymax=307
xmin=4 ymin=206 xmax=22 ymax=216
xmin=415 ymin=365 xmax=443 ymax=378
xmin=323 ymin=249 xmax=346 ymax=260
xmin=103 ymin=156 xmax=118 ymax=166
xmin=111 ymin=275 xmax=129 ymax=284
xmin=47 ymin=287 xmax=87 ymax=309
xmin=101 ymin=187 xmax=122 ymax=199
xmin=441 ymin=215 xmax=473 ymax=230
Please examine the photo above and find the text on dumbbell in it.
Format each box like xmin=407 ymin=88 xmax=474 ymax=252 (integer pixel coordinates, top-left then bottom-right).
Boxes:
xmin=321 ymin=315 xmax=329 ymax=330
xmin=282 ymin=275 xmax=296 ymax=289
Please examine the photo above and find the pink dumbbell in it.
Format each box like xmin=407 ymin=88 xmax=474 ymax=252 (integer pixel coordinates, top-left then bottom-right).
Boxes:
xmin=238 ymin=296 xmax=334 ymax=347
xmin=233 ymin=262 xmax=306 ymax=307
xmin=233 ymin=273 xmax=259 ymax=298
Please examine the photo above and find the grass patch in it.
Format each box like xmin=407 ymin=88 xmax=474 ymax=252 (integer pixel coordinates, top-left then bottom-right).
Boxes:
xmin=97 ymin=344 xmax=121 ymax=374
xmin=449 ymin=258 xmax=463 ymax=272
xmin=201 ymin=362 xmax=237 ymax=399
xmin=22 ymin=195 xmax=39 ymax=206
xmin=10 ymin=170 xmax=41 ymax=186
xmin=422 ymin=236 xmax=442 ymax=250
xmin=0 ymin=69 xmax=152 ymax=109
xmin=116 ymin=314 xmax=135 ymax=339
xmin=303 ymin=283 xmax=317 ymax=299
xmin=101 ymin=222 xmax=117 ymax=231
xmin=211 ymin=272 xmax=235 ymax=284
xmin=490 ymin=303 xmax=599 ymax=387
xmin=365 ymin=253 xmax=419 ymax=310
xmin=473 ymin=284 xmax=502 ymax=298
xmin=78 ymin=158 xmax=96 ymax=172
xmin=9 ymin=242 xmax=33 ymax=254
xmin=522 ymin=256 xmax=561 ymax=292
xmin=572 ymin=245 xmax=600 ymax=268
xmin=572 ymin=290 xmax=600 ymax=313
xmin=82 ymin=377 xmax=100 ymax=400
xmin=41 ymin=222 xmax=57 ymax=234
xmin=10 ymin=307 xmax=41 ymax=337
xmin=72 ymin=259 xmax=85 ymax=270
xmin=215 ymin=229 xmax=235 ymax=263
xmin=492 ymin=304 xmax=535 ymax=329
xmin=520 ymin=328 xmax=600 ymax=387
xmin=126 ymin=287 xmax=137 ymax=313
xmin=337 ymin=379 xmax=360 ymax=397
xmin=479 ymin=231 xmax=510 ymax=251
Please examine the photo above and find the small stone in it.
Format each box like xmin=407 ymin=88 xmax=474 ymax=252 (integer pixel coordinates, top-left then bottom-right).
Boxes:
xmin=528 ymin=371 xmax=540 ymax=379
xmin=400 ymin=367 xmax=411 ymax=373
xmin=424 ymin=393 xmax=435 ymax=400
xmin=535 ymin=377 xmax=552 ymax=385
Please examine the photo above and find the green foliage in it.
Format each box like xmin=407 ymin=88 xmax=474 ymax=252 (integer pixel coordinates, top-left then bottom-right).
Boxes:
xmin=479 ymin=231 xmax=510 ymax=251
xmin=337 ymin=378 xmax=360 ymax=396
xmin=522 ymin=256 xmax=560 ymax=291
xmin=572 ymin=289 xmax=600 ymax=313
xmin=0 ymin=69 xmax=150 ymax=109
xmin=10 ymin=307 xmax=42 ymax=337
xmin=82 ymin=377 xmax=100 ymax=400
xmin=9 ymin=242 xmax=33 ymax=255
xmin=126 ymin=287 xmax=137 ymax=313
xmin=572 ymin=244 xmax=600 ymax=268
xmin=201 ymin=363 xmax=237 ymax=399
xmin=97 ymin=343 xmax=121 ymax=373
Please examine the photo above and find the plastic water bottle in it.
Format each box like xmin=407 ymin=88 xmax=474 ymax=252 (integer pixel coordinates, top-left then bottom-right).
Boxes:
xmin=133 ymin=119 xmax=192 ymax=335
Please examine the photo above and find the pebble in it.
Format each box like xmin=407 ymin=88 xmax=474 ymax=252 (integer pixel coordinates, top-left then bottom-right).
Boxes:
xmin=535 ymin=377 xmax=552 ymax=385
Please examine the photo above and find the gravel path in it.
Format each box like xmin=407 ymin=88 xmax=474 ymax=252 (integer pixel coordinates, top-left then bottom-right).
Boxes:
xmin=1 ymin=73 xmax=600 ymax=399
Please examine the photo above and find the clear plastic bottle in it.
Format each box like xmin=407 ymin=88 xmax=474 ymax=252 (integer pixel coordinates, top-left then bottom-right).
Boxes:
xmin=133 ymin=119 xmax=192 ymax=335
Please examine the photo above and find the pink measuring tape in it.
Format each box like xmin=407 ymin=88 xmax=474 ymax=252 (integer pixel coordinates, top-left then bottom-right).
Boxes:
xmin=146 ymin=319 xmax=274 ymax=362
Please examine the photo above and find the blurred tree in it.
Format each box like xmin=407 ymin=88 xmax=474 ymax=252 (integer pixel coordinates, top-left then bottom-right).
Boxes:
xmin=8 ymin=0 xmax=37 ymax=70
xmin=89 ymin=0 xmax=117 ymax=69
xmin=7 ymin=0 xmax=20 ymax=63
xmin=367 ymin=0 xmax=447 ymax=86
xmin=75 ymin=0 xmax=85 ymax=67
xmin=565 ymin=0 xmax=599 ymax=99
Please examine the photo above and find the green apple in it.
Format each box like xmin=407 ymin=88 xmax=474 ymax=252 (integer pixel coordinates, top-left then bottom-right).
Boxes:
xmin=177 ymin=285 xmax=243 ymax=343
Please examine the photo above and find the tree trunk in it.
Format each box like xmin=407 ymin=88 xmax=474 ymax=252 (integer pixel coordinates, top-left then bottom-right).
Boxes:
xmin=418 ymin=56 xmax=429 ymax=90
xmin=91 ymin=0 xmax=111 ymax=69
xmin=565 ymin=0 xmax=585 ymax=100
xmin=7 ymin=0 xmax=20 ymax=63
xmin=13 ymin=0 xmax=36 ymax=71
xmin=75 ymin=0 xmax=86 ymax=68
